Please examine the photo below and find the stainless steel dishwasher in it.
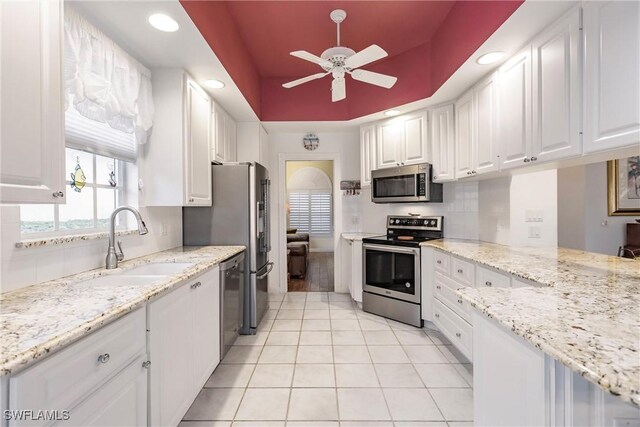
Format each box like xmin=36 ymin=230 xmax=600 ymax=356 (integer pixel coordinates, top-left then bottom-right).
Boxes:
xmin=219 ymin=252 xmax=245 ymax=359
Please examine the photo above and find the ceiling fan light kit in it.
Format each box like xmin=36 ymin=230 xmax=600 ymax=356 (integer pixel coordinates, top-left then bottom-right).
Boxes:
xmin=283 ymin=9 xmax=398 ymax=102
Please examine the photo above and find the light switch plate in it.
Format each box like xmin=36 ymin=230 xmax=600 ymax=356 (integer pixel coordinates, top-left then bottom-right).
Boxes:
xmin=528 ymin=226 xmax=541 ymax=238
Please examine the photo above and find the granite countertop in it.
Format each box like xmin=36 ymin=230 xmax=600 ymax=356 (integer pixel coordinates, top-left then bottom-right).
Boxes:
xmin=421 ymin=239 xmax=640 ymax=407
xmin=341 ymin=232 xmax=382 ymax=241
xmin=0 ymin=245 xmax=245 ymax=376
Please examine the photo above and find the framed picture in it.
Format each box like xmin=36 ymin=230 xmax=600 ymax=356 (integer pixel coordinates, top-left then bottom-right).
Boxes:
xmin=607 ymin=156 xmax=640 ymax=216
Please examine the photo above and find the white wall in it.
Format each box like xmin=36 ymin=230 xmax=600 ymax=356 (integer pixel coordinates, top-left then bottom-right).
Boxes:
xmin=0 ymin=205 xmax=182 ymax=294
xmin=558 ymin=162 xmax=630 ymax=255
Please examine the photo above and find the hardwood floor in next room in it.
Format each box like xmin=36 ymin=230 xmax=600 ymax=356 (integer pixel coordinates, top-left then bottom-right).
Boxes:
xmin=180 ymin=292 xmax=474 ymax=426
xmin=288 ymin=252 xmax=335 ymax=293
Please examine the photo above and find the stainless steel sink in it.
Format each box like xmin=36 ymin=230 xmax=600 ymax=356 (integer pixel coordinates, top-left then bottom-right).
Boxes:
xmin=73 ymin=263 xmax=194 ymax=287
xmin=123 ymin=262 xmax=194 ymax=276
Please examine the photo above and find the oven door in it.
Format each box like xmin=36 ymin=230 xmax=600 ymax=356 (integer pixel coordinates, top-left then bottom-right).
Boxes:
xmin=362 ymin=243 xmax=421 ymax=304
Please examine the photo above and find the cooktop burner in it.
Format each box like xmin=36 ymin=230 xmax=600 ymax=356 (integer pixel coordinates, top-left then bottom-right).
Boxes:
xmin=362 ymin=215 xmax=444 ymax=247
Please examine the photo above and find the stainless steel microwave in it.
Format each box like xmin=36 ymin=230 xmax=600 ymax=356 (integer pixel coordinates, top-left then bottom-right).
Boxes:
xmin=371 ymin=163 xmax=443 ymax=203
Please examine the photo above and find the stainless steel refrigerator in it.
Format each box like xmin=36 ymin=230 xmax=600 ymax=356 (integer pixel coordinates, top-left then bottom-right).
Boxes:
xmin=183 ymin=162 xmax=272 ymax=335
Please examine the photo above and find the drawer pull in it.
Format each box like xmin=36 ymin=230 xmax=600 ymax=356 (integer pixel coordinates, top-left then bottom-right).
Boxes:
xmin=436 ymin=285 xmax=441 ymax=290
xmin=485 ymin=281 xmax=492 ymax=287
xmin=436 ymin=260 xmax=442 ymax=264
xmin=435 ymin=313 xmax=440 ymax=318
xmin=457 ymin=299 xmax=463 ymax=304
xmin=97 ymin=353 xmax=110 ymax=364
xmin=457 ymin=269 xmax=463 ymax=274
xmin=142 ymin=360 xmax=151 ymax=369
xmin=191 ymin=281 xmax=202 ymax=289
xmin=455 ymin=332 xmax=461 ymax=338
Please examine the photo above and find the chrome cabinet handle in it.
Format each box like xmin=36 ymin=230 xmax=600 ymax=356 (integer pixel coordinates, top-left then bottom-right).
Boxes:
xmin=457 ymin=299 xmax=463 ymax=304
xmin=435 ymin=313 xmax=440 ymax=318
xmin=52 ymin=191 xmax=64 ymax=198
xmin=189 ymin=197 xmax=194 ymax=202
xmin=530 ymin=156 xmax=537 ymax=161
xmin=436 ymin=260 xmax=442 ymax=264
xmin=524 ymin=157 xmax=530 ymax=163
xmin=98 ymin=353 xmax=110 ymax=364
xmin=436 ymin=285 xmax=441 ymax=290
xmin=466 ymin=171 xmax=472 ymax=175
xmin=472 ymin=170 xmax=477 ymax=174
xmin=457 ymin=269 xmax=463 ymax=274
xmin=190 ymin=281 xmax=201 ymax=289
xmin=433 ymin=175 xmax=438 ymax=180
xmin=455 ymin=332 xmax=461 ymax=338
xmin=485 ymin=281 xmax=492 ymax=287
xmin=142 ymin=360 xmax=151 ymax=369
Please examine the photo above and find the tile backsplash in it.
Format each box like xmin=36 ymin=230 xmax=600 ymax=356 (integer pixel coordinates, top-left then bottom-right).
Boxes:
xmin=0 ymin=205 xmax=182 ymax=294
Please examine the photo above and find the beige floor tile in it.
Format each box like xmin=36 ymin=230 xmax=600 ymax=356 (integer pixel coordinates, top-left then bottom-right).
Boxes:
xmin=299 ymin=331 xmax=332 ymax=345
xmin=394 ymin=330 xmax=435 ymax=345
xmin=222 ymin=346 xmax=263 ymax=364
xmin=276 ymin=309 xmax=304 ymax=319
xmin=363 ymin=330 xmax=399 ymax=345
xmin=332 ymin=330 xmax=366 ymax=345
xmin=328 ymin=292 xmax=352 ymax=301
xmin=386 ymin=319 xmax=421 ymax=331
xmin=280 ymin=300 xmax=306 ymax=310
xmin=303 ymin=309 xmax=330 ymax=319
xmin=179 ymin=421 xmax=232 ymax=427
xmin=337 ymin=388 xmax=391 ymax=421
xmin=302 ymin=319 xmax=331 ymax=331
xmin=296 ymin=345 xmax=333 ymax=363
xmin=305 ymin=301 xmax=330 ymax=310
xmin=183 ymin=388 xmax=245 ymax=420
xmin=437 ymin=345 xmax=470 ymax=364
xmin=333 ymin=345 xmax=371 ymax=363
xmin=359 ymin=318 xmax=392 ymax=331
xmin=429 ymin=388 xmax=473 ymax=421
xmin=446 ymin=422 xmax=474 ymax=427
xmin=288 ymin=388 xmax=338 ymax=420
xmin=293 ymin=364 xmax=336 ymax=387
xmin=329 ymin=301 xmax=356 ymax=310
xmin=374 ymin=364 xmax=424 ymax=388
xmin=272 ymin=319 xmax=302 ymax=331
xmin=414 ymin=364 xmax=469 ymax=388
xmin=393 ymin=422 xmax=447 ymax=426
xmin=205 ymin=364 xmax=255 ymax=388
xmin=265 ymin=331 xmax=300 ymax=345
xmin=383 ymin=388 xmax=443 ymax=421
xmin=247 ymin=364 xmax=294 ymax=387
xmin=452 ymin=364 xmax=473 ymax=387
xmin=234 ymin=332 xmax=268 ymax=346
xmin=339 ymin=422 xmax=393 ymax=427
xmin=335 ymin=363 xmax=379 ymax=387
xmin=267 ymin=293 xmax=286 ymax=301
xmin=331 ymin=319 xmax=361 ymax=330
xmin=304 ymin=292 xmax=329 ymax=302
xmin=368 ymin=345 xmax=410 ymax=364
xmin=288 ymin=422 xmax=337 ymax=427
xmin=235 ymin=388 xmax=290 ymax=421
xmin=329 ymin=310 xmax=358 ymax=320
xmin=284 ymin=293 xmax=307 ymax=302
xmin=257 ymin=319 xmax=274 ymax=332
xmin=232 ymin=422 xmax=284 ymax=427
xmin=403 ymin=346 xmax=449 ymax=364
xmin=258 ymin=345 xmax=297 ymax=363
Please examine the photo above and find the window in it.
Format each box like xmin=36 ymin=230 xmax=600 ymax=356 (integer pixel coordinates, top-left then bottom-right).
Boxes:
xmin=288 ymin=190 xmax=333 ymax=236
xmin=20 ymin=148 xmax=126 ymax=235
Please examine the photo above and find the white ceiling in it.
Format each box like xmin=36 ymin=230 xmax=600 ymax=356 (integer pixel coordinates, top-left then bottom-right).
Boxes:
xmin=70 ymin=0 xmax=258 ymax=122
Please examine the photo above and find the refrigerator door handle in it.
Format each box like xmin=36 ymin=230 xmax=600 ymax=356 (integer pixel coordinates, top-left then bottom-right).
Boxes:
xmin=256 ymin=262 xmax=274 ymax=280
xmin=264 ymin=179 xmax=271 ymax=252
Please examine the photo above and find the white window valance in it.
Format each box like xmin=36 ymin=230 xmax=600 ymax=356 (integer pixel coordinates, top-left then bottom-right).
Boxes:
xmin=64 ymin=5 xmax=153 ymax=161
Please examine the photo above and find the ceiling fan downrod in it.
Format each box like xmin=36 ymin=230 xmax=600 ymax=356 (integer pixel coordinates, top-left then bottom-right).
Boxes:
xmin=330 ymin=9 xmax=347 ymax=47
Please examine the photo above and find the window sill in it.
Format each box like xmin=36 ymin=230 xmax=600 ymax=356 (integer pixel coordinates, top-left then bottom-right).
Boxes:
xmin=15 ymin=229 xmax=139 ymax=249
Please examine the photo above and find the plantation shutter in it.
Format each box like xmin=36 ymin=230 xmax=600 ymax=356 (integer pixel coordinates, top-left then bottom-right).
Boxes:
xmin=288 ymin=190 xmax=332 ymax=236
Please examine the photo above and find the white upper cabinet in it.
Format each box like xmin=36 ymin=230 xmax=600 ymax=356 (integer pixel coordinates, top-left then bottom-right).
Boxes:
xmin=213 ymin=104 xmax=237 ymax=163
xmin=376 ymin=110 xmax=429 ymax=169
xmin=144 ymin=69 xmax=211 ymax=206
xmin=498 ymin=46 xmax=533 ymax=170
xmin=455 ymin=90 xmax=474 ymax=179
xmin=360 ymin=124 xmax=376 ymax=187
xmin=474 ymin=72 xmax=500 ymax=174
xmin=583 ymin=1 xmax=640 ymax=153
xmin=430 ymin=104 xmax=455 ymax=182
xmin=0 ymin=0 xmax=65 ymax=204
xmin=532 ymin=6 xmax=582 ymax=163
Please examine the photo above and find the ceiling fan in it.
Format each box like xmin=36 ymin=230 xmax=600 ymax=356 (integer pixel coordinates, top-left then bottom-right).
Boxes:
xmin=282 ymin=9 xmax=398 ymax=102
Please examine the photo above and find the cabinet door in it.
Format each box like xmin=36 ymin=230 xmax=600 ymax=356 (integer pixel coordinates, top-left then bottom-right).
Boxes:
xmin=402 ymin=110 xmax=429 ymax=166
xmin=498 ymin=47 xmax=533 ymax=170
xmin=149 ymin=283 xmax=194 ymax=427
xmin=213 ymin=105 xmax=227 ymax=162
xmin=226 ymin=118 xmax=237 ymax=162
xmin=376 ymin=120 xmax=403 ymax=169
xmin=64 ymin=356 xmax=147 ymax=427
xmin=360 ymin=125 xmax=376 ymax=187
xmin=455 ymin=90 xmax=474 ymax=179
xmin=430 ymin=105 xmax=455 ymax=182
xmin=192 ymin=267 xmax=221 ymax=388
xmin=532 ymin=7 xmax=582 ymax=163
xmin=0 ymin=0 xmax=65 ymax=204
xmin=184 ymin=77 xmax=212 ymax=206
xmin=474 ymin=73 xmax=500 ymax=175
xmin=583 ymin=1 xmax=640 ymax=153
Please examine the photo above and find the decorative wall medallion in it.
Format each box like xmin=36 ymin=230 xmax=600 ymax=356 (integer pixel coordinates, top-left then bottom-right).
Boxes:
xmin=303 ymin=133 xmax=319 ymax=151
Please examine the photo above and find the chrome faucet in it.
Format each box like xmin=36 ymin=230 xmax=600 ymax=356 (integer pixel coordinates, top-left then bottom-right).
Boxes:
xmin=106 ymin=206 xmax=148 ymax=269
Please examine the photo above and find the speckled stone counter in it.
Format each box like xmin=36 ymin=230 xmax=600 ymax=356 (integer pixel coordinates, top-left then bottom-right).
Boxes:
xmin=0 ymin=245 xmax=244 ymax=376
xmin=341 ymin=232 xmax=381 ymax=241
xmin=421 ymin=239 xmax=640 ymax=407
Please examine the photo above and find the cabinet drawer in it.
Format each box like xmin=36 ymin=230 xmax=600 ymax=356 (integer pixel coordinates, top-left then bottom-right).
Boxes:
xmin=10 ymin=309 xmax=146 ymax=417
xmin=451 ymin=256 xmax=474 ymax=286
xmin=476 ymin=265 xmax=511 ymax=289
xmin=434 ymin=272 xmax=471 ymax=323
xmin=433 ymin=299 xmax=473 ymax=362
xmin=433 ymin=250 xmax=450 ymax=275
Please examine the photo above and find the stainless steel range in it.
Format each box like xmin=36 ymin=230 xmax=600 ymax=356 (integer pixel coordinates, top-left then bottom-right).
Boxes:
xmin=362 ymin=215 xmax=443 ymax=327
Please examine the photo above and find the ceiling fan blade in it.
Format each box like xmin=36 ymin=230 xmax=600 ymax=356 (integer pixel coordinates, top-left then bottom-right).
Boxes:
xmin=344 ymin=44 xmax=388 ymax=70
xmin=282 ymin=72 xmax=328 ymax=88
xmin=332 ymin=77 xmax=346 ymax=102
xmin=290 ymin=51 xmax=332 ymax=68
xmin=350 ymin=69 xmax=397 ymax=89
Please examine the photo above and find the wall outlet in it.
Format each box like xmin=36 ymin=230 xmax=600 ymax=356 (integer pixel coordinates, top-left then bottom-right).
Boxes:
xmin=160 ymin=223 xmax=168 ymax=236
xmin=528 ymin=226 xmax=541 ymax=238
xmin=525 ymin=210 xmax=544 ymax=222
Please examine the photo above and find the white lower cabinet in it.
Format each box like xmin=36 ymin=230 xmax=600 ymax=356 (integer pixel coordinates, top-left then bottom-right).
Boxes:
xmin=149 ymin=267 xmax=221 ymax=427
xmin=8 ymin=309 xmax=147 ymax=427
xmin=341 ymin=237 xmax=364 ymax=303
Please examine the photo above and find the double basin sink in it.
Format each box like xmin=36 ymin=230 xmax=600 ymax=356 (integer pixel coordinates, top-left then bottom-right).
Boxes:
xmin=75 ymin=262 xmax=195 ymax=287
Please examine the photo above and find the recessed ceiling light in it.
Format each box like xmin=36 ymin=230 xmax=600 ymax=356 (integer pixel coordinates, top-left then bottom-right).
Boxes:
xmin=148 ymin=14 xmax=179 ymax=32
xmin=476 ymin=52 xmax=505 ymax=65
xmin=204 ymin=79 xmax=225 ymax=89
xmin=384 ymin=110 xmax=400 ymax=117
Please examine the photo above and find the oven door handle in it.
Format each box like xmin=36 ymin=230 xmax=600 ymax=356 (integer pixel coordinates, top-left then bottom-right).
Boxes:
xmin=362 ymin=243 xmax=420 ymax=256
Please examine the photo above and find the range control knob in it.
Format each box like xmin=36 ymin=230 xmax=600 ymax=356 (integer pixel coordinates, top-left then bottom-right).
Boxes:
xmin=423 ymin=220 xmax=429 ymax=225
